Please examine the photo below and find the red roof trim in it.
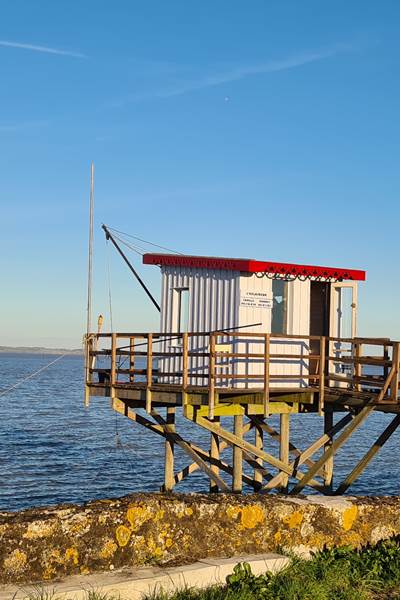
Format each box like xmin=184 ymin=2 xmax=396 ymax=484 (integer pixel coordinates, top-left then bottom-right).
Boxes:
xmin=143 ymin=254 xmax=366 ymax=281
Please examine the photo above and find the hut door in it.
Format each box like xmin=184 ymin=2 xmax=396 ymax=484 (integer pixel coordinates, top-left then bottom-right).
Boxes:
xmin=329 ymin=282 xmax=358 ymax=384
xmin=309 ymin=282 xmax=330 ymax=375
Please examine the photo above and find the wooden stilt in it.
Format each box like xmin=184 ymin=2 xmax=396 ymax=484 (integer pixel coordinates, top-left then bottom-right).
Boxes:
xmin=323 ymin=409 xmax=334 ymax=492
xmin=335 ymin=413 xmax=400 ymax=494
xmin=164 ymin=407 xmax=175 ymax=492
xmin=210 ymin=416 xmax=221 ymax=492
xmin=279 ymin=413 xmax=290 ymax=493
xmin=147 ymin=407 xmax=231 ymax=491
xmin=233 ymin=415 xmax=243 ymax=492
xmin=251 ymin=417 xmax=316 ymax=469
xmin=290 ymin=403 xmax=375 ymax=494
xmin=263 ymin=412 xmax=352 ymax=491
xmin=194 ymin=414 xmax=296 ymax=479
xmin=254 ymin=422 xmax=264 ymax=490
xmin=291 ymin=367 xmax=396 ymax=494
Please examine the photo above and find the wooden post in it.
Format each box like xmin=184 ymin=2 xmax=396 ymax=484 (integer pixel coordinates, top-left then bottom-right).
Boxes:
xmin=164 ymin=407 xmax=175 ymax=491
xmin=232 ymin=415 xmax=243 ymax=493
xmin=318 ymin=336 xmax=325 ymax=415
xmin=263 ymin=334 xmax=270 ymax=417
xmin=354 ymin=342 xmax=362 ymax=392
xmin=383 ymin=344 xmax=389 ymax=380
xmin=390 ymin=342 xmax=399 ymax=403
xmin=210 ymin=416 xmax=220 ymax=493
xmin=279 ymin=413 xmax=290 ymax=493
xmin=129 ymin=336 xmax=135 ymax=383
xmin=323 ymin=409 xmax=334 ymax=492
xmin=111 ymin=333 xmax=117 ymax=400
xmin=146 ymin=333 xmax=153 ymax=413
xmin=254 ymin=423 xmax=264 ymax=490
xmin=209 ymin=333 xmax=216 ymax=419
xmin=182 ymin=332 xmax=189 ymax=406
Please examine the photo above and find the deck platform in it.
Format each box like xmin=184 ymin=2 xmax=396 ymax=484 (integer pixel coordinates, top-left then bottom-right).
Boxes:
xmin=84 ymin=331 xmax=400 ymax=495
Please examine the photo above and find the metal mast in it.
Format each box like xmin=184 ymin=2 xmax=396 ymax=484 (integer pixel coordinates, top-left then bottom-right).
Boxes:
xmin=86 ymin=162 xmax=95 ymax=334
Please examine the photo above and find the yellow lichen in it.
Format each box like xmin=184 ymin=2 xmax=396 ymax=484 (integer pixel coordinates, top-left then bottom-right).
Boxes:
xmin=4 ymin=549 xmax=27 ymax=573
xmin=126 ymin=505 xmax=152 ymax=531
xmin=116 ymin=525 xmax=131 ymax=547
xmin=344 ymin=531 xmax=362 ymax=547
xmin=48 ymin=548 xmax=63 ymax=564
xmin=343 ymin=506 xmax=358 ymax=531
xmin=283 ymin=511 xmax=304 ymax=529
xmin=65 ymin=547 xmax=79 ymax=565
xmin=99 ymin=539 xmax=118 ymax=559
xmin=43 ymin=564 xmax=57 ymax=580
xmin=226 ymin=506 xmax=241 ymax=520
xmin=146 ymin=536 xmax=164 ymax=559
xmin=226 ymin=505 xmax=265 ymax=529
xmin=240 ymin=505 xmax=265 ymax=529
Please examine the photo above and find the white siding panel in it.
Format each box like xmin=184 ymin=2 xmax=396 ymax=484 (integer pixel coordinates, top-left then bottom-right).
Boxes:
xmin=159 ymin=266 xmax=240 ymax=385
xmin=270 ymin=279 xmax=310 ymax=388
xmin=158 ymin=267 xmax=312 ymax=390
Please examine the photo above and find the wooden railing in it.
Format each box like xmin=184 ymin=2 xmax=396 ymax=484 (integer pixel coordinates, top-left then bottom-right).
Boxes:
xmin=84 ymin=332 xmax=400 ymax=416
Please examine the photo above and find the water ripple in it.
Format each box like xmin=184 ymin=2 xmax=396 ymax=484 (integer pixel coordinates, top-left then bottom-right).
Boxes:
xmin=0 ymin=353 xmax=399 ymax=511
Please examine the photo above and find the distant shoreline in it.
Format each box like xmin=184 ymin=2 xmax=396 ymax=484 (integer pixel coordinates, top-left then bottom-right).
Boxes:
xmin=0 ymin=346 xmax=82 ymax=355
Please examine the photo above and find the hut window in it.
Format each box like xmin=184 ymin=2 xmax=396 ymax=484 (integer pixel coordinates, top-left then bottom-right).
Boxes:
xmin=175 ymin=288 xmax=190 ymax=333
xmin=271 ymin=280 xmax=288 ymax=334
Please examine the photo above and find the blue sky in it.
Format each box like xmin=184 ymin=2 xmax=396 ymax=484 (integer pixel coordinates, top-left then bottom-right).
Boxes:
xmin=1 ymin=0 xmax=399 ymax=347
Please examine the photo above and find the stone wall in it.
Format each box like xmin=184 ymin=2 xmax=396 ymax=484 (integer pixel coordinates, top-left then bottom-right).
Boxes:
xmin=1 ymin=493 xmax=400 ymax=584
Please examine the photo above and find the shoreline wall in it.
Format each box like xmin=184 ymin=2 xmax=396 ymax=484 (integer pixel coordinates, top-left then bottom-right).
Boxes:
xmin=1 ymin=493 xmax=400 ymax=584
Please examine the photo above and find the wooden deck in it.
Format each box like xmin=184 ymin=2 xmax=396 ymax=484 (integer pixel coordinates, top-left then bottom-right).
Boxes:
xmin=84 ymin=331 xmax=400 ymax=495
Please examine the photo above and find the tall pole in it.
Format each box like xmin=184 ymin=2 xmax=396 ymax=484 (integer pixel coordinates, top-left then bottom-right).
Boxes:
xmin=86 ymin=163 xmax=94 ymax=335
xmin=84 ymin=162 xmax=95 ymax=408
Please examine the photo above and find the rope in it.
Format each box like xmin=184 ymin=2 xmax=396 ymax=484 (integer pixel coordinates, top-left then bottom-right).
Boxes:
xmin=0 ymin=352 xmax=72 ymax=397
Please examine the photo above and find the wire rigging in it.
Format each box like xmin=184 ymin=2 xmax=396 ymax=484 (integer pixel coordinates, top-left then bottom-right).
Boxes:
xmin=0 ymin=352 xmax=73 ymax=397
xmin=106 ymin=225 xmax=184 ymax=255
xmin=111 ymin=233 xmax=147 ymax=256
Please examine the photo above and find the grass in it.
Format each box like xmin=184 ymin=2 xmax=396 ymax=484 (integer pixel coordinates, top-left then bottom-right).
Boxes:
xmin=145 ymin=538 xmax=400 ymax=600
xmin=18 ymin=538 xmax=400 ymax=600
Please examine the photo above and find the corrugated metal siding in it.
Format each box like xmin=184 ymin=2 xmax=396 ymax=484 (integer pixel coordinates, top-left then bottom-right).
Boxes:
xmin=158 ymin=267 xmax=311 ymax=389
xmin=159 ymin=266 xmax=240 ymax=384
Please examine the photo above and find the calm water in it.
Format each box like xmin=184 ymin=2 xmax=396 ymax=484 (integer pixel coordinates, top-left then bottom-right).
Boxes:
xmin=0 ymin=353 xmax=399 ymax=512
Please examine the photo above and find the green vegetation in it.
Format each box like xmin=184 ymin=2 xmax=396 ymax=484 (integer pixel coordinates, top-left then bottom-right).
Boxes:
xmin=146 ymin=538 xmax=400 ymax=600
xmin=18 ymin=538 xmax=400 ymax=600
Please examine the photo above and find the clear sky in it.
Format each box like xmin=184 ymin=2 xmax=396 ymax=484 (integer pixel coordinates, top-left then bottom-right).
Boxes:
xmin=1 ymin=0 xmax=399 ymax=347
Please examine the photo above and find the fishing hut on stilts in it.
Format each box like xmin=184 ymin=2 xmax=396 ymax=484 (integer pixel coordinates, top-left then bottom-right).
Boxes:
xmin=84 ymin=227 xmax=400 ymax=495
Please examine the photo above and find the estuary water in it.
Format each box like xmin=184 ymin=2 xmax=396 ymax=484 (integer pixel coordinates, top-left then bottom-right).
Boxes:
xmin=0 ymin=352 xmax=399 ymax=512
